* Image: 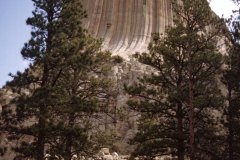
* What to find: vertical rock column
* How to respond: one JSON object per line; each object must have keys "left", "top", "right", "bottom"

{"left": 81, "top": 0, "right": 173, "bottom": 59}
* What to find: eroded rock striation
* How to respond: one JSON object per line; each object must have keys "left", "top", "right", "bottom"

{"left": 81, "top": 0, "right": 173, "bottom": 59}
{"left": 79, "top": 0, "right": 175, "bottom": 153}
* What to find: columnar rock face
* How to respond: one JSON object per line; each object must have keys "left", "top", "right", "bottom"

{"left": 81, "top": 0, "right": 173, "bottom": 59}
{"left": 80, "top": 0, "right": 174, "bottom": 153}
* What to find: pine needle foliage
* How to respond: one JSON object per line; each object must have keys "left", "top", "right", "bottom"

{"left": 1, "top": 0, "right": 112, "bottom": 159}
{"left": 125, "top": 0, "right": 225, "bottom": 159}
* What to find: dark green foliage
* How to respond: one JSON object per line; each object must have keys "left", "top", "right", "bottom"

{"left": 45, "top": 35, "right": 113, "bottom": 159}
{"left": 221, "top": 1, "right": 240, "bottom": 159}
{"left": 125, "top": 0, "right": 225, "bottom": 159}
{"left": 112, "top": 55, "right": 124, "bottom": 64}
{"left": 93, "top": 129, "right": 118, "bottom": 150}
{"left": 1, "top": 0, "right": 112, "bottom": 160}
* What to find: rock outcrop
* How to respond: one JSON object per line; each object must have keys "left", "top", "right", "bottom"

{"left": 81, "top": 0, "right": 173, "bottom": 59}
{"left": 0, "top": 0, "right": 175, "bottom": 158}
{"left": 80, "top": 0, "right": 175, "bottom": 153}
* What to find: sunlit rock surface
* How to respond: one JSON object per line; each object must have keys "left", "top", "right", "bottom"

{"left": 80, "top": 0, "right": 174, "bottom": 146}
{"left": 81, "top": 0, "right": 173, "bottom": 59}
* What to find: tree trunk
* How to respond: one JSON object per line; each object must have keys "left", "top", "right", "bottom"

{"left": 36, "top": 64, "right": 49, "bottom": 160}
{"left": 188, "top": 53, "right": 195, "bottom": 160}
{"left": 65, "top": 114, "right": 75, "bottom": 160}
{"left": 228, "top": 87, "right": 233, "bottom": 160}
{"left": 189, "top": 80, "right": 195, "bottom": 160}
{"left": 177, "top": 102, "right": 185, "bottom": 160}
{"left": 36, "top": 110, "right": 46, "bottom": 160}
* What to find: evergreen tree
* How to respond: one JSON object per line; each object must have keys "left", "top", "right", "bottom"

{"left": 45, "top": 35, "right": 112, "bottom": 160}
{"left": 4, "top": 1, "right": 66, "bottom": 159}
{"left": 1, "top": 0, "right": 112, "bottom": 159}
{"left": 221, "top": 1, "right": 240, "bottom": 159}
{"left": 125, "top": 0, "right": 224, "bottom": 159}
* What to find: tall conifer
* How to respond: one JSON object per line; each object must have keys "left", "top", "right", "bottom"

{"left": 1, "top": 0, "right": 112, "bottom": 159}
{"left": 126, "top": 0, "right": 224, "bottom": 159}
{"left": 222, "top": 1, "right": 240, "bottom": 159}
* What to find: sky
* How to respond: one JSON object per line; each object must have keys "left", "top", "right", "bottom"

{"left": 0, "top": 0, "right": 33, "bottom": 87}
{"left": 210, "top": 0, "right": 238, "bottom": 18}
{"left": 0, "top": 0, "right": 239, "bottom": 88}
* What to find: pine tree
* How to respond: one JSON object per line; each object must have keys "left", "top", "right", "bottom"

{"left": 221, "top": 1, "right": 240, "bottom": 159}
{"left": 125, "top": 0, "right": 225, "bottom": 159}
{"left": 45, "top": 35, "right": 112, "bottom": 160}
{"left": 4, "top": 1, "right": 66, "bottom": 159}
{"left": 1, "top": 0, "right": 112, "bottom": 159}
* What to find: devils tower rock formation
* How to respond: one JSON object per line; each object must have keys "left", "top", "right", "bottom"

{"left": 79, "top": 0, "right": 175, "bottom": 153}
{"left": 81, "top": 0, "right": 173, "bottom": 59}
{"left": 0, "top": 0, "right": 176, "bottom": 158}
